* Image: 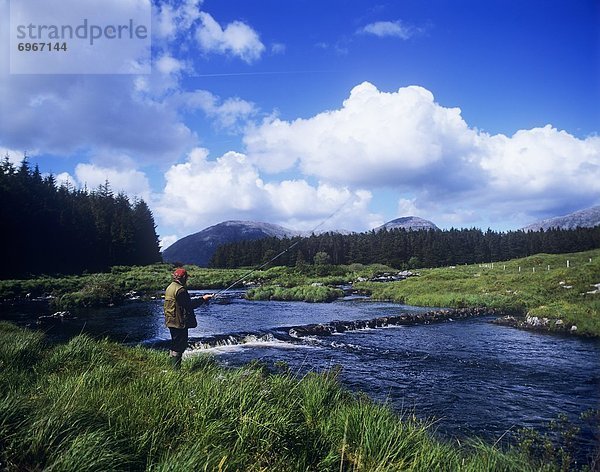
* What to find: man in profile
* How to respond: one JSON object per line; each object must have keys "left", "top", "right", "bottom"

{"left": 164, "top": 267, "right": 213, "bottom": 370}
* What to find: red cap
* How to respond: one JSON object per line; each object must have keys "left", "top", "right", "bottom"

{"left": 173, "top": 268, "right": 188, "bottom": 280}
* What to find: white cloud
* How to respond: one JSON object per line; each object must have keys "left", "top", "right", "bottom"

{"left": 0, "top": 147, "right": 36, "bottom": 165}
{"left": 180, "top": 90, "right": 256, "bottom": 129}
{"left": 156, "top": 148, "right": 265, "bottom": 228}
{"left": 73, "top": 163, "right": 152, "bottom": 201}
{"left": 156, "top": 54, "right": 186, "bottom": 76}
{"left": 0, "top": 0, "right": 267, "bottom": 165}
{"left": 358, "top": 20, "right": 418, "bottom": 39}
{"left": 397, "top": 198, "right": 419, "bottom": 217}
{"left": 55, "top": 172, "right": 75, "bottom": 188}
{"left": 196, "top": 12, "right": 265, "bottom": 63}
{"left": 244, "top": 82, "right": 600, "bottom": 228}
{"left": 245, "top": 82, "right": 477, "bottom": 188}
{"left": 153, "top": 0, "right": 203, "bottom": 40}
{"left": 159, "top": 234, "right": 179, "bottom": 250}
{"left": 480, "top": 125, "right": 600, "bottom": 196}
{"left": 0, "top": 73, "right": 197, "bottom": 162}
{"left": 155, "top": 148, "right": 379, "bottom": 233}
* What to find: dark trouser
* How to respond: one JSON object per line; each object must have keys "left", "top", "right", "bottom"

{"left": 168, "top": 328, "right": 188, "bottom": 370}
{"left": 169, "top": 327, "right": 189, "bottom": 354}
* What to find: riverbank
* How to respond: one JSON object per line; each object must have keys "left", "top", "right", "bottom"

{"left": 0, "top": 321, "right": 583, "bottom": 471}
{"left": 1, "top": 249, "right": 598, "bottom": 337}
{"left": 354, "top": 249, "right": 600, "bottom": 337}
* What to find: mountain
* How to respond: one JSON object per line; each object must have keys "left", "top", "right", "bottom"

{"left": 162, "top": 220, "right": 302, "bottom": 266}
{"left": 522, "top": 206, "right": 600, "bottom": 231}
{"left": 375, "top": 216, "right": 439, "bottom": 232}
{"left": 163, "top": 216, "right": 439, "bottom": 267}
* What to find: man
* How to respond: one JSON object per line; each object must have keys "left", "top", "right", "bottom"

{"left": 164, "top": 267, "right": 213, "bottom": 369}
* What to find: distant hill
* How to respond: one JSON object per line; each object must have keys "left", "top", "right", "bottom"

{"left": 162, "top": 220, "right": 302, "bottom": 266}
{"left": 376, "top": 216, "right": 439, "bottom": 232}
{"left": 163, "top": 216, "right": 439, "bottom": 267}
{"left": 523, "top": 206, "right": 600, "bottom": 231}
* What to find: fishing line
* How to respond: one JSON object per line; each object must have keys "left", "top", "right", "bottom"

{"left": 213, "top": 196, "right": 353, "bottom": 298}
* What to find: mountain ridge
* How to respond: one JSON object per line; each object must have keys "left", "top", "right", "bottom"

{"left": 163, "top": 207, "right": 600, "bottom": 267}
{"left": 162, "top": 220, "right": 303, "bottom": 266}
{"left": 522, "top": 205, "right": 600, "bottom": 231}
{"left": 162, "top": 216, "right": 440, "bottom": 266}
{"left": 375, "top": 216, "right": 439, "bottom": 232}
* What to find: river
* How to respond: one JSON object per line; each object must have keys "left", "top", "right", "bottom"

{"left": 4, "top": 292, "right": 600, "bottom": 462}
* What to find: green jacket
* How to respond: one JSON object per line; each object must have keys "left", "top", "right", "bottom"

{"left": 164, "top": 281, "right": 204, "bottom": 329}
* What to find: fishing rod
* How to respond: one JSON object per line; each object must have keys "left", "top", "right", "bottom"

{"left": 212, "top": 196, "right": 353, "bottom": 298}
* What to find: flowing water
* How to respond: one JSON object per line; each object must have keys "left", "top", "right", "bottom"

{"left": 4, "top": 292, "right": 600, "bottom": 461}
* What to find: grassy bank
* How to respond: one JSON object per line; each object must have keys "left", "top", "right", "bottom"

{"left": 245, "top": 284, "right": 345, "bottom": 302}
{"left": 0, "top": 322, "right": 583, "bottom": 471}
{"left": 1, "top": 250, "right": 598, "bottom": 335}
{"left": 355, "top": 249, "right": 600, "bottom": 336}
{"left": 0, "top": 263, "right": 391, "bottom": 308}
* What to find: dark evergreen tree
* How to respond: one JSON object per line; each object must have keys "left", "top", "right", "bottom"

{"left": 209, "top": 224, "right": 600, "bottom": 269}
{"left": 0, "top": 157, "right": 161, "bottom": 279}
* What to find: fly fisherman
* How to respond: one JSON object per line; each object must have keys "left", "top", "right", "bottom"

{"left": 164, "top": 267, "right": 213, "bottom": 370}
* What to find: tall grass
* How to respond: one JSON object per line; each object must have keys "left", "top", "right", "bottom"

{"left": 245, "top": 285, "right": 344, "bottom": 302}
{"left": 0, "top": 322, "right": 579, "bottom": 471}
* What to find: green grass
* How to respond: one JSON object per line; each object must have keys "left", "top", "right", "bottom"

{"left": 0, "top": 321, "right": 579, "bottom": 471}
{"left": 2, "top": 250, "right": 599, "bottom": 335}
{"left": 0, "top": 263, "right": 390, "bottom": 308}
{"left": 245, "top": 284, "right": 345, "bottom": 302}
{"left": 355, "top": 249, "right": 600, "bottom": 336}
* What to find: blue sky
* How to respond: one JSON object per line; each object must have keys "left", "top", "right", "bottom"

{"left": 1, "top": 0, "right": 598, "bottom": 249}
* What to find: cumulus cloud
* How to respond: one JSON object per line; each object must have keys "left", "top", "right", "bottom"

{"left": 55, "top": 172, "right": 75, "bottom": 188}
{"left": 244, "top": 82, "right": 600, "bottom": 228}
{"left": 73, "top": 163, "right": 152, "bottom": 201}
{"left": 480, "top": 125, "right": 600, "bottom": 195}
{"left": 196, "top": 12, "right": 265, "bottom": 63}
{"left": 154, "top": 148, "right": 379, "bottom": 234}
{"left": 358, "top": 20, "right": 418, "bottom": 39}
{"left": 0, "top": 147, "right": 37, "bottom": 165}
{"left": 153, "top": 0, "right": 203, "bottom": 41}
{"left": 245, "top": 82, "right": 478, "bottom": 189}
{"left": 473, "top": 125, "right": 600, "bottom": 222}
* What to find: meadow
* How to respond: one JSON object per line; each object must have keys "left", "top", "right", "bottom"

{"left": 354, "top": 249, "right": 600, "bottom": 336}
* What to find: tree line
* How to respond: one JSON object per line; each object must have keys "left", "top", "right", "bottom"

{"left": 209, "top": 225, "right": 600, "bottom": 269}
{"left": 0, "top": 156, "right": 161, "bottom": 279}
